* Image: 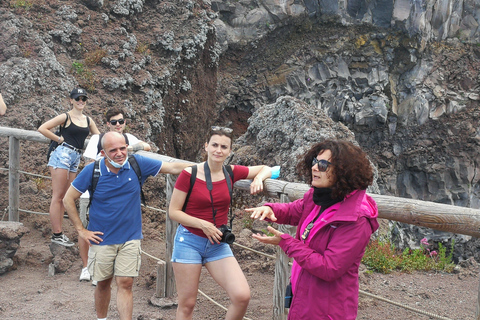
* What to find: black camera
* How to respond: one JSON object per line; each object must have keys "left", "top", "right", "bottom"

{"left": 219, "top": 225, "right": 235, "bottom": 244}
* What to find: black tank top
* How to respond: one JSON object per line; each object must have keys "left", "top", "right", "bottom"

{"left": 62, "top": 116, "right": 90, "bottom": 149}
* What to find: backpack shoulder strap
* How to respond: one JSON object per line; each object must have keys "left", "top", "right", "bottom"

{"left": 225, "top": 165, "right": 234, "bottom": 184}
{"left": 96, "top": 133, "right": 105, "bottom": 155}
{"left": 222, "top": 165, "right": 235, "bottom": 228}
{"left": 182, "top": 165, "right": 197, "bottom": 212}
{"left": 123, "top": 133, "right": 129, "bottom": 146}
{"left": 222, "top": 165, "right": 234, "bottom": 200}
{"left": 128, "top": 155, "right": 145, "bottom": 205}
{"left": 87, "top": 159, "right": 101, "bottom": 209}
{"left": 60, "top": 113, "right": 69, "bottom": 133}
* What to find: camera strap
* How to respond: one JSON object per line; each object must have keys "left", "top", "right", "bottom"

{"left": 203, "top": 162, "right": 234, "bottom": 228}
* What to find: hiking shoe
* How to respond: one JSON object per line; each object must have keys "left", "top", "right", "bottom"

{"left": 79, "top": 267, "right": 91, "bottom": 281}
{"left": 51, "top": 233, "right": 75, "bottom": 247}
{"left": 92, "top": 280, "right": 97, "bottom": 286}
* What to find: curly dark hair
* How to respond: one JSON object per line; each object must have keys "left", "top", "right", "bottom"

{"left": 296, "top": 139, "right": 374, "bottom": 199}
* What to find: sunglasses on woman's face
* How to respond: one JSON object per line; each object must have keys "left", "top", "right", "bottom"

{"left": 109, "top": 119, "right": 125, "bottom": 125}
{"left": 312, "top": 158, "right": 332, "bottom": 172}
{"left": 74, "top": 96, "right": 87, "bottom": 102}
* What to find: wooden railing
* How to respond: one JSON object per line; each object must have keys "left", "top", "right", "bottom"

{"left": 2, "top": 126, "right": 480, "bottom": 320}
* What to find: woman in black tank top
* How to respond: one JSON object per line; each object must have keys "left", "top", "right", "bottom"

{"left": 38, "top": 88, "right": 100, "bottom": 247}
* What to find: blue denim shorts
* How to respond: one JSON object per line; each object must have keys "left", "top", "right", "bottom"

{"left": 47, "top": 145, "right": 81, "bottom": 172}
{"left": 171, "top": 225, "right": 233, "bottom": 265}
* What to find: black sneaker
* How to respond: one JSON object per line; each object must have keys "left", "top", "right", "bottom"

{"left": 51, "top": 233, "right": 75, "bottom": 247}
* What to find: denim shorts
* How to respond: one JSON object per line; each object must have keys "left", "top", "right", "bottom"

{"left": 171, "top": 225, "right": 233, "bottom": 265}
{"left": 47, "top": 145, "right": 81, "bottom": 172}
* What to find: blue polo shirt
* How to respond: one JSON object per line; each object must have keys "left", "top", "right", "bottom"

{"left": 72, "top": 155, "right": 162, "bottom": 245}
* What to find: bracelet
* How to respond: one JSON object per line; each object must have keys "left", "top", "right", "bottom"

{"left": 57, "top": 136, "right": 62, "bottom": 143}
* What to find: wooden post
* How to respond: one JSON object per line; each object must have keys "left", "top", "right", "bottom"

{"left": 476, "top": 271, "right": 480, "bottom": 320}
{"left": 8, "top": 136, "right": 19, "bottom": 222}
{"left": 272, "top": 193, "right": 296, "bottom": 320}
{"left": 165, "top": 174, "right": 178, "bottom": 298}
{"left": 155, "top": 260, "right": 166, "bottom": 298}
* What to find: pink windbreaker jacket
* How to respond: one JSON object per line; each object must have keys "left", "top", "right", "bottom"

{"left": 265, "top": 188, "right": 378, "bottom": 320}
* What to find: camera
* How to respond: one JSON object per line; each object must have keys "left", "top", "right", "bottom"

{"left": 218, "top": 225, "right": 235, "bottom": 244}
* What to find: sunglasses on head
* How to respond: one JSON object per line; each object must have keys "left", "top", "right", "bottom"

{"left": 312, "top": 158, "right": 332, "bottom": 172}
{"left": 211, "top": 126, "right": 233, "bottom": 133}
{"left": 74, "top": 96, "right": 87, "bottom": 102}
{"left": 109, "top": 119, "right": 125, "bottom": 125}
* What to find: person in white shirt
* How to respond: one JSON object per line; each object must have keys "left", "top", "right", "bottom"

{"left": 79, "top": 108, "right": 151, "bottom": 284}
{"left": 0, "top": 93, "right": 7, "bottom": 116}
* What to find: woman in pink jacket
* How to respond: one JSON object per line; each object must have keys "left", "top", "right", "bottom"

{"left": 247, "top": 139, "right": 379, "bottom": 320}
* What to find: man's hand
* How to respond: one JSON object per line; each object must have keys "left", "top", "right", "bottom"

{"left": 78, "top": 229, "right": 104, "bottom": 245}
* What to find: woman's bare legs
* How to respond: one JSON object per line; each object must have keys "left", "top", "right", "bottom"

{"left": 206, "top": 257, "right": 250, "bottom": 320}
{"left": 173, "top": 262, "right": 202, "bottom": 320}
{"left": 49, "top": 167, "right": 76, "bottom": 233}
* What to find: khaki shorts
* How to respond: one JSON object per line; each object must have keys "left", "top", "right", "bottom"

{"left": 87, "top": 239, "right": 142, "bottom": 281}
{"left": 78, "top": 197, "right": 89, "bottom": 228}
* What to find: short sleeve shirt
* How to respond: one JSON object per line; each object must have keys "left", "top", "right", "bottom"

{"left": 71, "top": 154, "right": 162, "bottom": 245}
{"left": 174, "top": 165, "right": 249, "bottom": 238}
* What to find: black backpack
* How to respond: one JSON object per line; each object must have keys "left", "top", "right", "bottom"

{"left": 96, "top": 132, "right": 129, "bottom": 155}
{"left": 46, "top": 113, "right": 69, "bottom": 161}
{"left": 87, "top": 155, "right": 145, "bottom": 209}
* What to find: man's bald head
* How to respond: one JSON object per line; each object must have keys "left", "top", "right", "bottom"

{"left": 101, "top": 131, "right": 127, "bottom": 150}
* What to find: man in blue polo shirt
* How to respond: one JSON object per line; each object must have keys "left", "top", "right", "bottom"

{"left": 63, "top": 132, "right": 189, "bottom": 320}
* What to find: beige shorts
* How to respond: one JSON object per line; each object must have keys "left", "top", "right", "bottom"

{"left": 87, "top": 239, "right": 142, "bottom": 281}
{"left": 78, "top": 197, "right": 89, "bottom": 228}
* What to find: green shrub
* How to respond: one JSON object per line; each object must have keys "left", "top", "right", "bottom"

{"left": 362, "top": 238, "right": 455, "bottom": 274}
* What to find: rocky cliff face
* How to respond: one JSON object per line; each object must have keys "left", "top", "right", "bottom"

{"left": 213, "top": 0, "right": 480, "bottom": 48}
{"left": 0, "top": 0, "right": 220, "bottom": 161}
{"left": 214, "top": 5, "right": 480, "bottom": 210}
{"left": 211, "top": 0, "right": 480, "bottom": 259}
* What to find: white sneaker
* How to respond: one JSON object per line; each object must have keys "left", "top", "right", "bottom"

{"left": 79, "top": 267, "right": 91, "bottom": 281}
{"left": 51, "top": 233, "right": 75, "bottom": 247}
{"left": 92, "top": 280, "right": 98, "bottom": 286}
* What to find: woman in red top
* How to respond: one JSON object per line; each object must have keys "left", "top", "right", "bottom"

{"left": 169, "top": 126, "right": 273, "bottom": 320}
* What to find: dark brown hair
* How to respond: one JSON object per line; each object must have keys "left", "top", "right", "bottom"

{"left": 206, "top": 126, "right": 234, "bottom": 146}
{"left": 203, "top": 127, "right": 234, "bottom": 161}
{"left": 296, "top": 139, "right": 374, "bottom": 199}
{"left": 105, "top": 108, "right": 125, "bottom": 123}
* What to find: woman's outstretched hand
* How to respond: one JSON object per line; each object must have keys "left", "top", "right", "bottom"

{"left": 245, "top": 206, "right": 277, "bottom": 221}
{"left": 252, "top": 226, "right": 283, "bottom": 245}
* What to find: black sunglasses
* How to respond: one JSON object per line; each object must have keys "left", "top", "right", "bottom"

{"left": 109, "top": 119, "right": 125, "bottom": 125}
{"left": 312, "top": 158, "right": 332, "bottom": 172}
{"left": 74, "top": 96, "right": 87, "bottom": 102}
{"left": 211, "top": 126, "right": 233, "bottom": 133}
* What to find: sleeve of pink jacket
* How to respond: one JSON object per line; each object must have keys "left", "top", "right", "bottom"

{"left": 278, "top": 219, "right": 373, "bottom": 281}
{"left": 266, "top": 191, "right": 374, "bottom": 282}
